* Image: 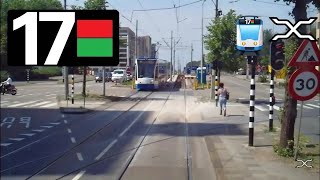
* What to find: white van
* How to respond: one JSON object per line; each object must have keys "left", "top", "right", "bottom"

{"left": 112, "top": 69, "right": 127, "bottom": 82}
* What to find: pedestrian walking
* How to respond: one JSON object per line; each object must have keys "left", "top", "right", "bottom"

{"left": 217, "top": 82, "right": 229, "bottom": 116}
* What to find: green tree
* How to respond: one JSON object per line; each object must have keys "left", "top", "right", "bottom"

{"left": 274, "top": 0, "right": 320, "bottom": 151}
{"left": 205, "top": 10, "right": 245, "bottom": 72}
{"left": 260, "top": 29, "right": 274, "bottom": 66}
{"left": 84, "top": 0, "right": 107, "bottom": 10}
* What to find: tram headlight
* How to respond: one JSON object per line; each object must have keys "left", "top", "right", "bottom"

{"left": 253, "top": 42, "right": 258, "bottom": 46}
{"left": 241, "top": 42, "right": 246, "bottom": 46}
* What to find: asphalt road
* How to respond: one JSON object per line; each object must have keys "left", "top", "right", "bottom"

{"left": 0, "top": 80, "right": 129, "bottom": 147}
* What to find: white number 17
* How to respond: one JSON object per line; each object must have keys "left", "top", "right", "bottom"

{"left": 13, "top": 12, "right": 75, "bottom": 65}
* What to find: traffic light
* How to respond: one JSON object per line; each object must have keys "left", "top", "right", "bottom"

{"left": 270, "top": 40, "right": 285, "bottom": 71}
{"left": 212, "top": 60, "right": 218, "bottom": 69}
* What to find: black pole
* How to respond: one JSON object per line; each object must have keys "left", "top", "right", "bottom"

{"left": 249, "top": 56, "right": 256, "bottom": 146}
{"left": 269, "top": 69, "right": 275, "bottom": 131}
{"left": 215, "top": 66, "right": 218, "bottom": 107}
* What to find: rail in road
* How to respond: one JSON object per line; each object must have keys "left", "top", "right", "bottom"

{"left": 1, "top": 75, "right": 193, "bottom": 180}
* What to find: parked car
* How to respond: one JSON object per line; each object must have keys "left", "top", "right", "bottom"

{"left": 95, "top": 72, "right": 112, "bottom": 82}
{"left": 126, "top": 73, "right": 133, "bottom": 80}
{"left": 112, "top": 69, "right": 127, "bottom": 82}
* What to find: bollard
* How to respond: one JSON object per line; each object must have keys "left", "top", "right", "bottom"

{"left": 71, "top": 75, "right": 74, "bottom": 104}
{"left": 27, "top": 70, "right": 30, "bottom": 83}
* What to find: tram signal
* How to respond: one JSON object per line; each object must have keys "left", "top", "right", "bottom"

{"left": 270, "top": 40, "right": 285, "bottom": 71}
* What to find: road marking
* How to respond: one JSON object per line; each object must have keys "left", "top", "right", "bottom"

{"left": 314, "top": 99, "right": 319, "bottom": 102}
{"left": 40, "top": 103, "right": 57, "bottom": 108}
{"left": 297, "top": 104, "right": 314, "bottom": 109}
{"left": 50, "top": 122, "right": 61, "bottom": 125}
{"left": 26, "top": 101, "right": 52, "bottom": 107}
{"left": 72, "top": 170, "right": 86, "bottom": 180}
{"left": 67, "top": 129, "right": 72, "bottom": 133}
{"left": 32, "top": 129, "right": 45, "bottom": 132}
{"left": 0, "top": 101, "right": 8, "bottom": 104}
{"left": 7, "top": 101, "right": 38, "bottom": 107}
{"left": 8, "top": 138, "right": 25, "bottom": 141}
{"left": 70, "top": 137, "right": 76, "bottom": 143}
{"left": 306, "top": 104, "right": 320, "bottom": 108}
{"left": 255, "top": 105, "right": 268, "bottom": 111}
{"left": 76, "top": 152, "right": 84, "bottom": 161}
{"left": 48, "top": 97, "right": 56, "bottom": 99}
{"left": 118, "top": 102, "right": 152, "bottom": 137}
{"left": 64, "top": 120, "right": 68, "bottom": 124}
{"left": 0, "top": 143, "right": 12, "bottom": 147}
{"left": 45, "top": 94, "right": 57, "bottom": 96}
{"left": 95, "top": 139, "right": 117, "bottom": 160}
{"left": 41, "top": 126, "right": 53, "bottom": 128}
{"left": 20, "top": 133, "right": 35, "bottom": 137}
{"left": 61, "top": 114, "right": 65, "bottom": 118}
{"left": 268, "top": 105, "right": 280, "bottom": 111}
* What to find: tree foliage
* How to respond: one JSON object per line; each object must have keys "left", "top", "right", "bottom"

{"left": 84, "top": 0, "right": 107, "bottom": 10}
{"left": 205, "top": 10, "right": 246, "bottom": 72}
{"left": 260, "top": 29, "right": 274, "bottom": 66}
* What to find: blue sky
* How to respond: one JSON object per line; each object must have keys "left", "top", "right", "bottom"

{"left": 64, "top": 0, "right": 318, "bottom": 69}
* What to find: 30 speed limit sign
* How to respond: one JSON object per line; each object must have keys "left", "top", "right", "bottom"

{"left": 288, "top": 68, "right": 320, "bottom": 101}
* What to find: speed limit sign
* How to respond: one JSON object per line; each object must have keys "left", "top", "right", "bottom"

{"left": 288, "top": 68, "right": 320, "bottom": 101}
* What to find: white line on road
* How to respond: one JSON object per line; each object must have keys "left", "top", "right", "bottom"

{"left": 76, "top": 152, "right": 84, "bottom": 161}
{"left": 40, "top": 102, "right": 57, "bottom": 108}
{"left": 0, "top": 143, "right": 12, "bottom": 147}
{"left": 118, "top": 105, "right": 152, "bottom": 138}
{"left": 7, "top": 101, "right": 38, "bottom": 107}
{"left": 61, "top": 114, "right": 65, "bottom": 118}
{"left": 306, "top": 104, "right": 320, "bottom": 108}
{"left": 255, "top": 105, "right": 268, "bottom": 111}
{"left": 95, "top": 139, "right": 117, "bottom": 160}
{"left": 0, "top": 101, "right": 8, "bottom": 104}
{"left": 70, "top": 137, "right": 76, "bottom": 143}
{"left": 27, "top": 94, "right": 33, "bottom": 96}
{"left": 26, "top": 101, "right": 52, "bottom": 107}
{"left": 45, "top": 94, "right": 57, "bottom": 96}
{"left": 67, "top": 129, "right": 72, "bottom": 133}
{"left": 297, "top": 104, "right": 313, "bottom": 109}
{"left": 32, "top": 129, "right": 45, "bottom": 132}
{"left": 20, "top": 133, "right": 35, "bottom": 137}
{"left": 72, "top": 170, "right": 86, "bottom": 180}
{"left": 40, "top": 126, "right": 53, "bottom": 128}
{"left": 50, "top": 122, "right": 61, "bottom": 125}
{"left": 8, "top": 138, "right": 25, "bottom": 141}
{"left": 268, "top": 105, "right": 280, "bottom": 111}
{"left": 64, "top": 120, "right": 68, "bottom": 124}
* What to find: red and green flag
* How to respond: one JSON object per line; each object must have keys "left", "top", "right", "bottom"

{"left": 77, "top": 20, "right": 113, "bottom": 57}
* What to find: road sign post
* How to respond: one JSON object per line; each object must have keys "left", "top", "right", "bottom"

{"left": 287, "top": 39, "right": 320, "bottom": 161}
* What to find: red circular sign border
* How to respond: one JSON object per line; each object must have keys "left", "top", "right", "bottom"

{"left": 288, "top": 68, "right": 320, "bottom": 101}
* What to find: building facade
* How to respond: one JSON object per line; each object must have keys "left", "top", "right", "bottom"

{"left": 151, "top": 43, "right": 157, "bottom": 58}
{"left": 137, "top": 36, "right": 152, "bottom": 58}
{"left": 119, "top": 27, "right": 136, "bottom": 68}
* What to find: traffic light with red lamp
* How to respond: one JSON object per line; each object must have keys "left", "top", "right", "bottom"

{"left": 270, "top": 40, "right": 285, "bottom": 71}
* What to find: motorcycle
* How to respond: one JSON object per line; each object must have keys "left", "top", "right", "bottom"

{"left": 0, "top": 83, "right": 17, "bottom": 95}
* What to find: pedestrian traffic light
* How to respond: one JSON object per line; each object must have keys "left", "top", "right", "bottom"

{"left": 270, "top": 40, "right": 285, "bottom": 71}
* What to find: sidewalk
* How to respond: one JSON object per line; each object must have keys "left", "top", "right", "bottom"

{"left": 232, "top": 74, "right": 285, "bottom": 87}
{"left": 188, "top": 90, "right": 319, "bottom": 180}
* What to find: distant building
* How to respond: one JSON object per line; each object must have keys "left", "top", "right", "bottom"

{"left": 138, "top": 36, "right": 152, "bottom": 58}
{"left": 151, "top": 43, "right": 157, "bottom": 58}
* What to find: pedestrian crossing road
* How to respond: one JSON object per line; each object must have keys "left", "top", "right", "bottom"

{"left": 1, "top": 100, "right": 58, "bottom": 108}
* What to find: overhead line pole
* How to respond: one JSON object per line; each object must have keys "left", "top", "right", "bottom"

{"left": 170, "top": 31, "right": 173, "bottom": 81}
{"left": 64, "top": 0, "right": 69, "bottom": 100}
{"left": 201, "top": 0, "right": 205, "bottom": 87}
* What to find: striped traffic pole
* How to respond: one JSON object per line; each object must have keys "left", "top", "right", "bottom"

{"left": 215, "top": 68, "right": 218, "bottom": 107}
{"left": 249, "top": 56, "right": 257, "bottom": 146}
{"left": 27, "top": 69, "right": 30, "bottom": 83}
{"left": 71, "top": 75, "right": 74, "bottom": 104}
{"left": 269, "top": 70, "right": 275, "bottom": 131}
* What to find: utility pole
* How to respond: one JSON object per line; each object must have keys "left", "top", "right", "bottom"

{"left": 173, "top": 39, "right": 176, "bottom": 75}
{"left": 201, "top": 0, "right": 205, "bottom": 86}
{"left": 135, "top": 20, "right": 138, "bottom": 60}
{"left": 191, "top": 43, "right": 193, "bottom": 73}
{"left": 210, "top": 0, "right": 219, "bottom": 101}
{"left": 63, "top": 0, "right": 69, "bottom": 100}
{"left": 170, "top": 31, "right": 173, "bottom": 81}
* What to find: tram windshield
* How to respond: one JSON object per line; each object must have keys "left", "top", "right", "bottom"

{"left": 137, "top": 60, "right": 156, "bottom": 78}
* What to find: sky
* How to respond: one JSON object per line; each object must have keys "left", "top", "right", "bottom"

{"left": 64, "top": 0, "right": 318, "bottom": 70}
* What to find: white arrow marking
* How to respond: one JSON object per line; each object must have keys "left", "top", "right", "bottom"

{"left": 20, "top": 133, "right": 35, "bottom": 137}
{"left": 306, "top": 104, "right": 320, "bottom": 108}
{"left": 40, "top": 126, "right": 53, "bottom": 128}
{"left": 32, "top": 129, "right": 45, "bottom": 132}
{"left": 50, "top": 122, "right": 61, "bottom": 125}
{"left": 1, "top": 143, "right": 12, "bottom": 147}
{"left": 8, "top": 138, "right": 25, "bottom": 141}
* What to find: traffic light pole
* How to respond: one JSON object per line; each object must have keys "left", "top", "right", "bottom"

{"left": 269, "top": 69, "right": 275, "bottom": 131}
{"left": 248, "top": 56, "right": 257, "bottom": 147}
